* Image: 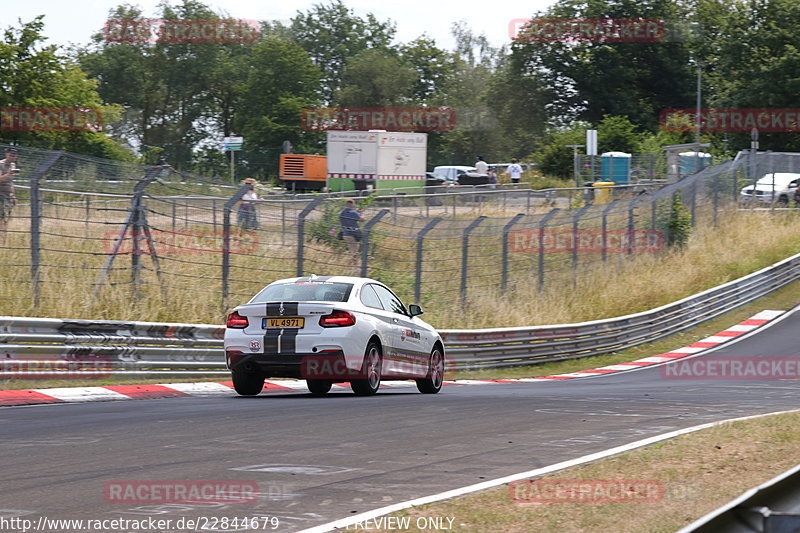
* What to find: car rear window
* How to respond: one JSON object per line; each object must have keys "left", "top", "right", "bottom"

{"left": 250, "top": 282, "right": 353, "bottom": 303}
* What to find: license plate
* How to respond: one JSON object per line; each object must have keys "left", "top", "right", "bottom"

{"left": 263, "top": 317, "right": 305, "bottom": 329}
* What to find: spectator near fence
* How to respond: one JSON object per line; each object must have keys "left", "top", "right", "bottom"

{"left": 506, "top": 158, "right": 523, "bottom": 184}
{"left": 237, "top": 178, "right": 259, "bottom": 230}
{"left": 0, "top": 148, "right": 19, "bottom": 243}
{"left": 339, "top": 199, "right": 364, "bottom": 266}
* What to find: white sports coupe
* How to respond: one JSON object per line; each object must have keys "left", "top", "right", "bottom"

{"left": 224, "top": 275, "right": 445, "bottom": 396}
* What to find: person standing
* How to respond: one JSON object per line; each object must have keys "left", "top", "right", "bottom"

{"left": 237, "top": 178, "right": 259, "bottom": 230}
{"left": 506, "top": 158, "right": 523, "bottom": 184}
{"left": 0, "top": 148, "right": 19, "bottom": 243}
{"left": 475, "top": 155, "right": 489, "bottom": 176}
{"left": 487, "top": 168, "right": 498, "bottom": 189}
{"left": 339, "top": 198, "right": 364, "bottom": 266}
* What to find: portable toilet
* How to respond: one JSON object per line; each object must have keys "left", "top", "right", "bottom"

{"left": 678, "top": 151, "right": 712, "bottom": 176}
{"left": 600, "top": 152, "right": 631, "bottom": 184}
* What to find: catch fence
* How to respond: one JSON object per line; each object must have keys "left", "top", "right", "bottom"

{"left": 0, "top": 144, "right": 797, "bottom": 320}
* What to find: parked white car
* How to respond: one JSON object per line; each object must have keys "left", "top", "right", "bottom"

{"left": 432, "top": 165, "right": 477, "bottom": 182}
{"left": 740, "top": 173, "right": 800, "bottom": 205}
{"left": 224, "top": 275, "right": 445, "bottom": 396}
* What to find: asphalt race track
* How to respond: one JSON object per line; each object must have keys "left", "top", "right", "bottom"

{"left": 2, "top": 307, "right": 799, "bottom": 533}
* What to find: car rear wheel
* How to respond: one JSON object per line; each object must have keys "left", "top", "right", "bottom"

{"left": 778, "top": 195, "right": 789, "bottom": 206}
{"left": 307, "top": 379, "right": 332, "bottom": 396}
{"left": 416, "top": 346, "right": 444, "bottom": 394}
{"left": 351, "top": 341, "right": 382, "bottom": 396}
{"left": 231, "top": 369, "right": 264, "bottom": 396}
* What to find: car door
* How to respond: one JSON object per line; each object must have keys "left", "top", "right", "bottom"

{"left": 370, "top": 284, "right": 427, "bottom": 377}
{"left": 357, "top": 283, "right": 400, "bottom": 363}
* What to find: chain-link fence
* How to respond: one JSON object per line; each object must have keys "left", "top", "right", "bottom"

{"left": 1, "top": 144, "right": 797, "bottom": 320}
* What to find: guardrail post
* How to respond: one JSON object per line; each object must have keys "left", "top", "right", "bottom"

{"left": 221, "top": 183, "right": 254, "bottom": 311}
{"left": 501, "top": 213, "right": 525, "bottom": 292}
{"left": 295, "top": 197, "right": 324, "bottom": 277}
{"left": 571, "top": 204, "right": 592, "bottom": 275}
{"left": 460, "top": 216, "right": 487, "bottom": 302}
{"left": 537, "top": 209, "right": 559, "bottom": 291}
{"left": 415, "top": 217, "right": 443, "bottom": 302}
{"left": 29, "top": 151, "right": 63, "bottom": 309}
{"left": 360, "top": 209, "right": 390, "bottom": 277}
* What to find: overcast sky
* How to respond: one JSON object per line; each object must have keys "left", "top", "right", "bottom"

{"left": 7, "top": 0, "right": 557, "bottom": 51}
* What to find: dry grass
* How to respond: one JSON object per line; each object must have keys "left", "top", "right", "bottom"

{"left": 0, "top": 200, "right": 798, "bottom": 328}
{"left": 439, "top": 210, "right": 800, "bottom": 329}
{"left": 375, "top": 411, "right": 800, "bottom": 533}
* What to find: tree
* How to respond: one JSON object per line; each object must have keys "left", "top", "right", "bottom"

{"left": 698, "top": 0, "right": 800, "bottom": 151}
{"left": 336, "top": 49, "right": 416, "bottom": 107}
{"left": 232, "top": 37, "right": 322, "bottom": 179}
{"left": 512, "top": 0, "right": 695, "bottom": 130}
{"left": 399, "top": 36, "right": 456, "bottom": 104}
{"left": 291, "top": 0, "right": 396, "bottom": 102}
{"left": 0, "top": 17, "right": 131, "bottom": 159}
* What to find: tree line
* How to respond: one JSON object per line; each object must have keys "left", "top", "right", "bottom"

{"left": 1, "top": 0, "right": 798, "bottom": 180}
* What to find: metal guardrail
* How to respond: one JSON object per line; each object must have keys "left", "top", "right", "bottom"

{"left": 442, "top": 250, "right": 800, "bottom": 369}
{"left": 0, "top": 318, "right": 226, "bottom": 377}
{"left": 1, "top": 251, "right": 799, "bottom": 377}
{"left": 678, "top": 459, "right": 800, "bottom": 532}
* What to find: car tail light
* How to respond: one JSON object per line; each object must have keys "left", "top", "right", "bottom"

{"left": 319, "top": 310, "right": 356, "bottom": 327}
{"left": 226, "top": 310, "right": 248, "bottom": 328}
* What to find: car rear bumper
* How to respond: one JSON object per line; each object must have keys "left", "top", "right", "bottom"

{"left": 227, "top": 350, "right": 368, "bottom": 380}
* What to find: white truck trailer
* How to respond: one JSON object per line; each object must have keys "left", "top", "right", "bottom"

{"left": 326, "top": 130, "right": 427, "bottom": 193}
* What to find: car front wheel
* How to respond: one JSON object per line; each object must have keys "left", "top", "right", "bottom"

{"left": 351, "top": 341, "right": 382, "bottom": 396}
{"left": 231, "top": 369, "right": 264, "bottom": 396}
{"left": 416, "top": 346, "right": 444, "bottom": 394}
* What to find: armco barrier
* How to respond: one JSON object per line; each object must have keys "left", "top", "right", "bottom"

{"left": 0, "top": 318, "right": 226, "bottom": 377}
{"left": 442, "top": 250, "right": 800, "bottom": 369}
{"left": 1, "top": 251, "right": 799, "bottom": 376}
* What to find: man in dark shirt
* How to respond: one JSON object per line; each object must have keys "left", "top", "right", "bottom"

{"left": 339, "top": 199, "right": 364, "bottom": 265}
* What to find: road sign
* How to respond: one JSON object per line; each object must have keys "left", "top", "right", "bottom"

{"left": 223, "top": 136, "right": 243, "bottom": 151}
{"left": 586, "top": 130, "right": 598, "bottom": 156}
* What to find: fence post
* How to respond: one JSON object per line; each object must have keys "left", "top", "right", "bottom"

{"left": 28, "top": 151, "right": 63, "bottom": 308}
{"left": 501, "top": 213, "right": 525, "bottom": 292}
{"left": 627, "top": 195, "right": 642, "bottom": 255}
{"left": 601, "top": 200, "right": 620, "bottom": 262}
{"left": 295, "top": 197, "right": 324, "bottom": 277}
{"left": 712, "top": 172, "right": 719, "bottom": 226}
{"left": 537, "top": 209, "right": 559, "bottom": 291}
{"left": 571, "top": 204, "right": 592, "bottom": 274}
{"left": 414, "top": 217, "right": 443, "bottom": 302}
{"left": 460, "top": 216, "right": 487, "bottom": 302}
{"left": 360, "top": 209, "right": 390, "bottom": 278}
{"left": 221, "top": 183, "right": 252, "bottom": 311}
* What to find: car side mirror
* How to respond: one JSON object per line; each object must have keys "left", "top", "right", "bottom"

{"left": 408, "top": 304, "right": 423, "bottom": 317}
